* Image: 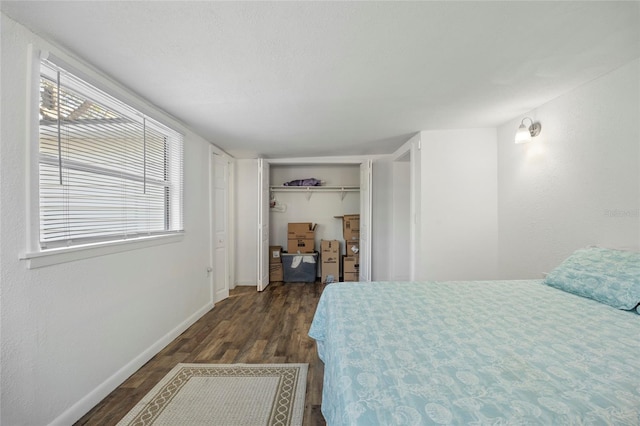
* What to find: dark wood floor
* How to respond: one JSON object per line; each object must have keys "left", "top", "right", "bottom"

{"left": 75, "top": 282, "right": 327, "bottom": 426}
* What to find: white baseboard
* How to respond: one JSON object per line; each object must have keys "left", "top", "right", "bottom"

{"left": 49, "top": 301, "right": 214, "bottom": 426}
{"left": 235, "top": 281, "right": 258, "bottom": 286}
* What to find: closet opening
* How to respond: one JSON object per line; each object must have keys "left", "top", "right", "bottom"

{"left": 257, "top": 159, "right": 372, "bottom": 290}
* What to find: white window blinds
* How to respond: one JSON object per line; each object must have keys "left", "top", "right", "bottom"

{"left": 39, "top": 59, "right": 184, "bottom": 249}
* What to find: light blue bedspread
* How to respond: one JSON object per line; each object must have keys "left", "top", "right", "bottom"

{"left": 309, "top": 280, "right": 640, "bottom": 425}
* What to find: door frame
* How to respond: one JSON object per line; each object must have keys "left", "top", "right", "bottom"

{"left": 359, "top": 159, "right": 373, "bottom": 282}
{"left": 390, "top": 135, "right": 420, "bottom": 281}
{"left": 257, "top": 158, "right": 270, "bottom": 291}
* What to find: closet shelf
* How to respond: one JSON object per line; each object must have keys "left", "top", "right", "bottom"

{"left": 270, "top": 185, "right": 359, "bottom": 201}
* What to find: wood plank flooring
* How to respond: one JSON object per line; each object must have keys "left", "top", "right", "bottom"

{"left": 75, "top": 282, "right": 327, "bottom": 426}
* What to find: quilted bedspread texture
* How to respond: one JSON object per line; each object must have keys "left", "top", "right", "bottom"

{"left": 309, "top": 280, "right": 640, "bottom": 425}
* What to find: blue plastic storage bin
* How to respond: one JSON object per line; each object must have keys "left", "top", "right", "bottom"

{"left": 282, "top": 252, "right": 318, "bottom": 282}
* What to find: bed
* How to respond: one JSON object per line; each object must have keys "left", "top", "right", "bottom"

{"left": 309, "top": 248, "right": 640, "bottom": 425}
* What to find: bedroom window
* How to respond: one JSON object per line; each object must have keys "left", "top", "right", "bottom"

{"left": 38, "top": 59, "right": 184, "bottom": 250}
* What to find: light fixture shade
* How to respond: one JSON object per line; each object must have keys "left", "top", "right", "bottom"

{"left": 514, "top": 123, "right": 532, "bottom": 144}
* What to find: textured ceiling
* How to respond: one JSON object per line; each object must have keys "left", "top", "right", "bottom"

{"left": 2, "top": 1, "right": 639, "bottom": 158}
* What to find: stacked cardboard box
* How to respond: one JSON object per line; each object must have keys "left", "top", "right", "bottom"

{"left": 343, "top": 255, "right": 359, "bottom": 282}
{"left": 337, "top": 214, "right": 360, "bottom": 281}
{"left": 342, "top": 214, "right": 360, "bottom": 242}
{"left": 269, "top": 245, "right": 283, "bottom": 282}
{"left": 320, "top": 240, "right": 340, "bottom": 283}
{"left": 287, "top": 223, "right": 316, "bottom": 253}
{"left": 345, "top": 240, "right": 360, "bottom": 257}
{"left": 269, "top": 245, "right": 282, "bottom": 263}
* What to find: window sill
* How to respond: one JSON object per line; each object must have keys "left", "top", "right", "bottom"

{"left": 20, "top": 233, "right": 184, "bottom": 269}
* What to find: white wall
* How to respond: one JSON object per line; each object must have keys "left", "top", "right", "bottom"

{"left": 372, "top": 134, "right": 421, "bottom": 282}
{"left": 372, "top": 158, "right": 411, "bottom": 282}
{"left": 371, "top": 160, "right": 392, "bottom": 281}
{"left": 270, "top": 165, "right": 360, "bottom": 254}
{"left": 0, "top": 15, "right": 217, "bottom": 425}
{"left": 234, "top": 159, "right": 259, "bottom": 286}
{"left": 419, "top": 129, "right": 498, "bottom": 281}
{"left": 497, "top": 59, "right": 640, "bottom": 278}
{"left": 391, "top": 160, "right": 411, "bottom": 280}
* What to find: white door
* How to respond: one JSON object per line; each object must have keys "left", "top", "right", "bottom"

{"left": 359, "top": 160, "right": 373, "bottom": 282}
{"left": 257, "top": 159, "right": 270, "bottom": 291}
{"left": 212, "top": 153, "right": 229, "bottom": 302}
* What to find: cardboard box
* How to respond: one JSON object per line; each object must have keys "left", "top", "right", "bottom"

{"left": 343, "top": 272, "right": 359, "bottom": 282}
{"left": 321, "top": 240, "right": 340, "bottom": 283}
{"left": 343, "top": 255, "right": 359, "bottom": 274}
{"left": 322, "top": 261, "right": 340, "bottom": 283}
{"left": 269, "top": 245, "right": 282, "bottom": 263}
{"left": 269, "top": 263, "right": 283, "bottom": 282}
{"left": 340, "top": 214, "right": 360, "bottom": 241}
{"left": 287, "top": 223, "right": 316, "bottom": 239}
{"left": 321, "top": 240, "right": 340, "bottom": 258}
{"left": 345, "top": 240, "right": 360, "bottom": 257}
{"left": 287, "top": 238, "right": 315, "bottom": 253}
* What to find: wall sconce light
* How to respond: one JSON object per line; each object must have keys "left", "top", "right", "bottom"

{"left": 515, "top": 117, "right": 541, "bottom": 144}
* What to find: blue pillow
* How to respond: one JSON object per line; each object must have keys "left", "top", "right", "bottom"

{"left": 543, "top": 247, "right": 640, "bottom": 310}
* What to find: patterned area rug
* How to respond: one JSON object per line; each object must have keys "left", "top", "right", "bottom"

{"left": 117, "top": 363, "right": 308, "bottom": 426}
